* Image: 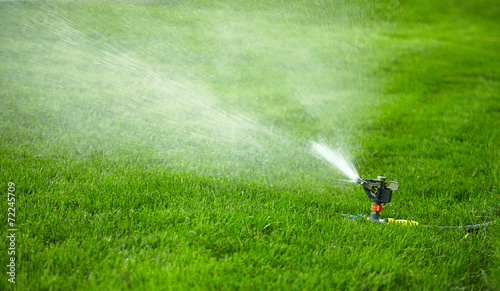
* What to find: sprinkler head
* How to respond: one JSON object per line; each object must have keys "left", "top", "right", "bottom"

{"left": 357, "top": 176, "right": 398, "bottom": 204}
{"left": 357, "top": 176, "right": 399, "bottom": 221}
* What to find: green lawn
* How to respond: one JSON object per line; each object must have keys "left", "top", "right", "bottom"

{"left": 1, "top": 0, "right": 499, "bottom": 289}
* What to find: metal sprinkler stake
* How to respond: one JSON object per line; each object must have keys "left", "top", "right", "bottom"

{"left": 357, "top": 176, "right": 399, "bottom": 222}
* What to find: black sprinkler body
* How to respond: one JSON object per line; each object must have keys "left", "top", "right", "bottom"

{"left": 357, "top": 176, "right": 399, "bottom": 222}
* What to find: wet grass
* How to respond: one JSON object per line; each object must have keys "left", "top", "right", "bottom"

{"left": 1, "top": 0, "right": 499, "bottom": 290}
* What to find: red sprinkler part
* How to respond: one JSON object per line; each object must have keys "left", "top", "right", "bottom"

{"left": 371, "top": 204, "right": 384, "bottom": 212}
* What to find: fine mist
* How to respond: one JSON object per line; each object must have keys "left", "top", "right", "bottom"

{"left": 0, "top": 1, "right": 393, "bottom": 186}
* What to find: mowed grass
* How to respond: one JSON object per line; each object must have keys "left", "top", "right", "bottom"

{"left": 1, "top": 0, "right": 499, "bottom": 290}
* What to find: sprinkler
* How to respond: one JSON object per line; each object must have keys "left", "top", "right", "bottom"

{"left": 357, "top": 176, "right": 399, "bottom": 222}
{"left": 309, "top": 141, "right": 493, "bottom": 232}
{"left": 347, "top": 177, "right": 493, "bottom": 232}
